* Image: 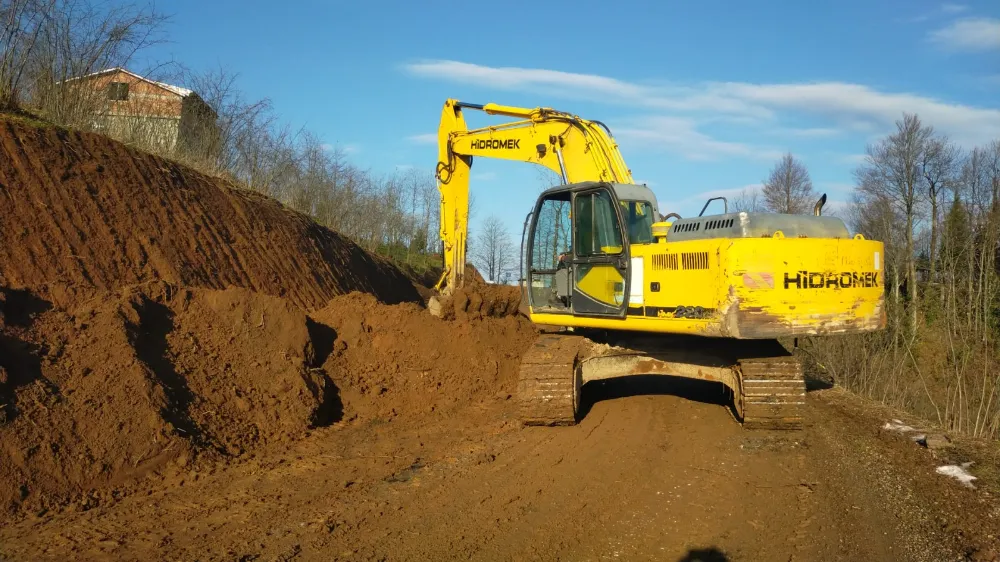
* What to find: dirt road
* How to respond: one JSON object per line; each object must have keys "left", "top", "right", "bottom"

{"left": 2, "top": 378, "right": 994, "bottom": 562}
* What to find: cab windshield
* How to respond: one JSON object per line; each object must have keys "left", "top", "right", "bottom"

{"left": 619, "top": 199, "right": 655, "bottom": 244}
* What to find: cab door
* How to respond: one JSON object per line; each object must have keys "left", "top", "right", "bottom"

{"left": 570, "top": 185, "right": 630, "bottom": 317}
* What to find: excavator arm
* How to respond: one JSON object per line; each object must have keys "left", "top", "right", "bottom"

{"left": 434, "top": 99, "right": 636, "bottom": 293}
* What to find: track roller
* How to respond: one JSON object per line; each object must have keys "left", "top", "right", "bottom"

{"left": 736, "top": 356, "right": 806, "bottom": 430}
{"left": 516, "top": 334, "right": 582, "bottom": 426}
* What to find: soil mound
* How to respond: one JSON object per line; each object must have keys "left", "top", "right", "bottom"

{"left": 310, "top": 292, "right": 537, "bottom": 422}
{"left": 429, "top": 266, "right": 524, "bottom": 321}
{"left": 0, "top": 281, "right": 333, "bottom": 520}
{"left": 0, "top": 117, "right": 540, "bottom": 526}
{"left": 0, "top": 280, "right": 538, "bottom": 523}
{"left": 0, "top": 118, "right": 420, "bottom": 310}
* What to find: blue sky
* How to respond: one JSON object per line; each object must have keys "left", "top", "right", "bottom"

{"left": 143, "top": 0, "right": 1000, "bottom": 240}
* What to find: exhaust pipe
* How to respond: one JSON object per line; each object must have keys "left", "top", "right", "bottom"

{"left": 814, "top": 193, "right": 827, "bottom": 216}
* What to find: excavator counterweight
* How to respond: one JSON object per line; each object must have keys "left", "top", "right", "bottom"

{"left": 433, "top": 99, "right": 886, "bottom": 430}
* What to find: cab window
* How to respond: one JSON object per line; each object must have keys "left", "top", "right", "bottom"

{"left": 620, "top": 200, "right": 654, "bottom": 244}
{"left": 574, "top": 190, "right": 623, "bottom": 256}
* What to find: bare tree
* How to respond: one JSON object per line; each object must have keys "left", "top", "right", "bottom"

{"left": 473, "top": 215, "right": 515, "bottom": 283}
{"left": 535, "top": 165, "right": 562, "bottom": 192}
{"left": 22, "top": 1, "right": 169, "bottom": 127}
{"left": 0, "top": 0, "right": 54, "bottom": 109}
{"left": 761, "top": 153, "right": 815, "bottom": 214}
{"left": 920, "top": 135, "right": 959, "bottom": 289}
{"left": 855, "top": 113, "right": 933, "bottom": 332}
{"left": 731, "top": 186, "right": 766, "bottom": 213}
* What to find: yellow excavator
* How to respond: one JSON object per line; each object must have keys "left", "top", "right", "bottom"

{"left": 433, "top": 99, "right": 885, "bottom": 429}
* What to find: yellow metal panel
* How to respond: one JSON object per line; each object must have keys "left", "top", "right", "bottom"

{"left": 530, "top": 311, "right": 716, "bottom": 335}
{"left": 574, "top": 264, "right": 625, "bottom": 306}
{"left": 529, "top": 236, "right": 885, "bottom": 339}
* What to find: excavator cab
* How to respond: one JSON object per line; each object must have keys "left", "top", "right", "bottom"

{"left": 526, "top": 181, "right": 649, "bottom": 319}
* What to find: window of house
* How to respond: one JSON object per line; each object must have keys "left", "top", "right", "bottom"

{"left": 107, "top": 82, "right": 129, "bottom": 101}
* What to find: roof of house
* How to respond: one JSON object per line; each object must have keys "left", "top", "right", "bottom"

{"left": 69, "top": 67, "right": 194, "bottom": 97}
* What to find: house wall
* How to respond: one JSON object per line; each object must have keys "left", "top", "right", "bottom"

{"left": 93, "top": 113, "right": 181, "bottom": 153}
{"left": 86, "top": 69, "right": 184, "bottom": 118}
{"left": 76, "top": 69, "right": 218, "bottom": 160}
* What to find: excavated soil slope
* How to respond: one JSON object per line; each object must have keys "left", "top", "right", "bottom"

{"left": 0, "top": 117, "right": 537, "bottom": 524}
{"left": 0, "top": 118, "right": 420, "bottom": 309}
{"left": 0, "top": 281, "right": 335, "bottom": 519}
{"left": 0, "top": 280, "right": 536, "bottom": 523}
{"left": 311, "top": 292, "right": 535, "bottom": 424}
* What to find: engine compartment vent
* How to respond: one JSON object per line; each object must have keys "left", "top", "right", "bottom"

{"left": 681, "top": 252, "right": 710, "bottom": 270}
{"left": 652, "top": 253, "right": 679, "bottom": 270}
{"left": 705, "top": 218, "right": 735, "bottom": 230}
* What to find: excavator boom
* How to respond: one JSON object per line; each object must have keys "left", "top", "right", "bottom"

{"left": 434, "top": 99, "right": 636, "bottom": 292}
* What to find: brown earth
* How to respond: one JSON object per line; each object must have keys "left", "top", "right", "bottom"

{"left": 429, "top": 280, "right": 523, "bottom": 321}
{"left": 1, "top": 377, "right": 997, "bottom": 562}
{"left": 0, "top": 116, "right": 998, "bottom": 561}
{"left": 311, "top": 292, "right": 535, "bottom": 424}
{"left": 0, "top": 118, "right": 421, "bottom": 310}
{"left": 0, "top": 115, "right": 536, "bottom": 525}
{"left": 0, "top": 281, "right": 336, "bottom": 520}
{"left": 0, "top": 280, "right": 536, "bottom": 525}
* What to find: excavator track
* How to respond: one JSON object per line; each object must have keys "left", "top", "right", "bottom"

{"left": 516, "top": 334, "right": 582, "bottom": 426}
{"left": 736, "top": 356, "right": 806, "bottom": 430}
{"left": 514, "top": 332, "right": 806, "bottom": 430}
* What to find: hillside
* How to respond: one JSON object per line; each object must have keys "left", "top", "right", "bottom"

{"left": 0, "top": 117, "right": 421, "bottom": 310}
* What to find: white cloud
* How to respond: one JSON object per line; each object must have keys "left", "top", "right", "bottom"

{"left": 405, "top": 59, "right": 645, "bottom": 99}
{"left": 615, "top": 116, "right": 783, "bottom": 161}
{"left": 403, "top": 60, "right": 1000, "bottom": 149}
{"left": 717, "top": 82, "right": 1000, "bottom": 145}
{"left": 930, "top": 17, "right": 1000, "bottom": 52}
{"left": 321, "top": 143, "right": 359, "bottom": 154}
{"left": 840, "top": 154, "right": 867, "bottom": 165}
{"left": 762, "top": 126, "right": 844, "bottom": 138}
{"left": 941, "top": 3, "right": 968, "bottom": 13}
{"left": 791, "top": 127, "right": 843, "bottom": 138}
{"left": 403, "top": 60, "right": 771, "bottom": 119}
{"left": 407, "top": 133, "right": 437, "bottom": 144}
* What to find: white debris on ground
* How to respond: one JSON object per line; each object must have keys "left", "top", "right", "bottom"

{"left": 882, "top": 420, "right": 955, "bottom": 450}
{"left": 883, "top": 419, "right": 918, "bottom": 432}
{"left": 936, "top": 464, "right": 977, "bottom": 489}
{"left": 880, "top": 420, "right": 977, "bottom": 491}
